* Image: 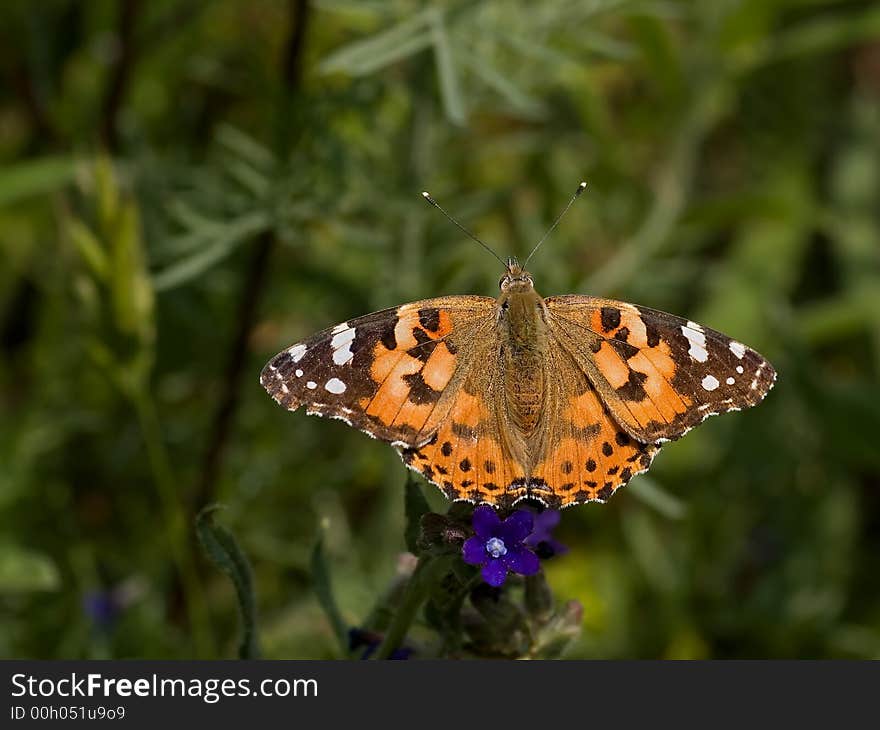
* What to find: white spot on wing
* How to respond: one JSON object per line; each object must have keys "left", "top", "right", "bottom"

{"left": 681, "top": 325, "right": 709, "bottom": 363}
{"left": 331, "top": 327, "right": 356, "bottom": 366}
{"left": 295, "top": 369, "right": 303, "bottom": 377}
{"left": 289, "top": 344, "right": 307, "bottom": 362}
{"left": 325, "top": 377, "right": 346, "bottom": 394}
{"left": 306, "top": 381, "right": 317, "bottom": 389}
{"left": 726, "top": 377, "right": 735, "bottom": 385}
{"left": 736, "top": 365, "right": 744, "bottom": 374}
{"left": 331, "top": 322, "right": 349, "bottom": 334}
{"left": 702, "top": 374, "right": 720, "bottom": 391}
{"left": 687, "top": 320, "right": 704, "bottom": 332}
{"left": 729, "top": 341, "right": 746, "bottom": 359}
{"left": 750, "top": 361, "right": 767, "bottom": 390}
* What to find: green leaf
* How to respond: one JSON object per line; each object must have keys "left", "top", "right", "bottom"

{"left": 621, "top": 506, "right": 680, "bottom": 594}
{"left": 404, "top": 475, "right": 431, "bottom": 554}
{"left": 429, "top": 8, "right": 466, "bottom": 125}
{"left": 320, "top": 10, "right": 434, "bottom": 75}
{"left": 153, "top": 211, "right": 269, "bottom": 291}
{"left": 0, "top": 156, "right": 77, "bottom": 208}
{"left": 627, "top": 476, "right": 687, "bottom": 520}
{"left": 196, "top": 506, "right": 260, "bottom": 659}
{"left": 68, "top": 219, "right": 110, "bottom": 280}
{"left": 216, "top": 124, "right": 273, "bottom": 169}
{"left": 0, "top": 544, "right": 60, "bottom": 593}
{"left": 310, "top": 533, "right": 350, "bottom": 656}
{"left": 94, "top": 156, "right": 120, "bottom": 233}
{"left": 111, "top": 201, "right": 154, "bottom": 346}
{"left": 460, "top": 47, "right": 544, "bottom": 117}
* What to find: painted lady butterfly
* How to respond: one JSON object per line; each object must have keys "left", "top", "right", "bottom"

{"left": 261, "top": 189, "right": 776, "bottom": 509}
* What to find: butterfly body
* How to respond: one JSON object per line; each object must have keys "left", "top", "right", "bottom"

{"left": 497, "top": 260, "right": 550, "bottom": 435}
{"left": 261, "top": 259, "right": 775, "bottom": 509}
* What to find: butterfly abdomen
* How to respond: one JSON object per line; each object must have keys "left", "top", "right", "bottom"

{"left": 500, "top": 289, "right": 550, "bottom": 434}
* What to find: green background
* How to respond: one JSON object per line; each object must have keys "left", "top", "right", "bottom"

{"left": 1, "top": 0, "right": 879, "bottom": 659}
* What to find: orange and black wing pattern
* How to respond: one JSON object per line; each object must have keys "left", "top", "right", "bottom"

{"left": 546, "top": 296, "right": 776, "bottom": 444}
{"left": 260, "top": 296, "right": 494, "bottom": 446}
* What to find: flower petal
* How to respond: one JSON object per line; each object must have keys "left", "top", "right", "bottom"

{"left": 503, "top": 546, "right": 540, "bottom": 576}
{"left": 472, "top": 505, "right": 501, "bottom": 540}
{"left": 536, "top": 509, "right": 560, "bottom": 532}
{"left": 499, "top": 509, "right": 534, "bottom": 543}
{"left": 462, "top": 536, "right": 487, "bottom": 565}
{"left": 481, "top": 558, "right": 509, "bottom": 587}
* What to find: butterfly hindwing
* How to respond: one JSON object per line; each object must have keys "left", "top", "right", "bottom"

{"left": 545, "top": 296, "right": 776, "bottom": 443}
{"left": 528, "top": 358, "right": 659, "bottom": 507}
{"left": 398, "top": 363, "right": 529, "bottom": 508}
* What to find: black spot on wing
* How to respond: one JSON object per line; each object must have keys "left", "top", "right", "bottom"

{"left": 379, "top": 314, "right": 399, "bottom": 351}
{"left": 601, "top": 306, "right": 621, "bottom": 332}
{"left": 616, "top": 369, "right": 648, "bottom": 401}
{"left": 610, "top": 337, "right": 640, "bottom": 360}
{"left": 402, "top": 371, "right": 442, "bottom": 404}
{"left": 408, "top": 328, "right": 438, "bottom": 362}
{"left": 418, "top": 307, "right": 441, "bottom": 332}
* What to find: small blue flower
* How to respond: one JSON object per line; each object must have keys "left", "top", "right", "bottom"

{"left": 525, "top": 509, "right": 568, "bottom": 559}
{"left": 462, "top": 505, "right": 540, "bottom": 587}
{"left": 82, "top": 590, "right": 121, "bottom": 630}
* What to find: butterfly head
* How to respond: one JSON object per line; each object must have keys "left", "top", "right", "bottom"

{"left": 500, "top": 257, "right": 535, "bottom": 293}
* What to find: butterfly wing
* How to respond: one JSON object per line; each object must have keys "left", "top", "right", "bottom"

{"left": 545, "top": 296, "right": 776, "bottom": 444}
{"left": 398, "top": 354, "right": 529, "bottom": 508}
{"left": 260, "top": 296, "right": 495, "bottom": 446}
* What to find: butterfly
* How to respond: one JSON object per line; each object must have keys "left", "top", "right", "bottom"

{"left": 260, "top": 188, "right": 776, "bottom": 509}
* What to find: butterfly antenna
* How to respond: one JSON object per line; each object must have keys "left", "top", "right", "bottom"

{"left": 421, "top": 191, "right": 507, "bottom": 267}
{"left": 523, "top": 181, "right": 588, "bottom": 268}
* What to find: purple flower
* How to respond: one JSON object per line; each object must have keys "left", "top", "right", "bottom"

{"left": 462, "top": 506, "right": 540, "bottom": 587}
{"left": 82, "top": 590, "right": 121, "bottom": 629}
{"left": 525, "top": 509, "right": 568, "bottom": 559}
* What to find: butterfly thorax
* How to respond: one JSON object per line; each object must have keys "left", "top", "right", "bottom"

{"left": 497, "top": 263, "right": 549, "bottom": 435}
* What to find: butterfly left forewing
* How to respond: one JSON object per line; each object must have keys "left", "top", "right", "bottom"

{"left": 545, "top": 296, "right": 776, "bottom": 443}
{"left": 261, "top": 296, "right": 494, "bottom": 446}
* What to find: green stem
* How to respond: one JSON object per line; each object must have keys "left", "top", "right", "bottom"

{"left": 131, "top": 387, "right": 213, "bottom": 657}
{"left": 374, "top": 555, "right": 447, "bottom": 659}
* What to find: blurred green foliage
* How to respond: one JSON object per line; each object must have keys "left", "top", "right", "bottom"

{"left": 1, "top": 0, "right": 879, "bottom": 659}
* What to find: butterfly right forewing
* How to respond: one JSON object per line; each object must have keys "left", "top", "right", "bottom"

{"left": 545, "top": 296, "right": 776, "bottom": 444}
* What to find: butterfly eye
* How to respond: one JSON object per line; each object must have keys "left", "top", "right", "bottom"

{"left": 499, "top": 275, "right": 511, "bottom": 291}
